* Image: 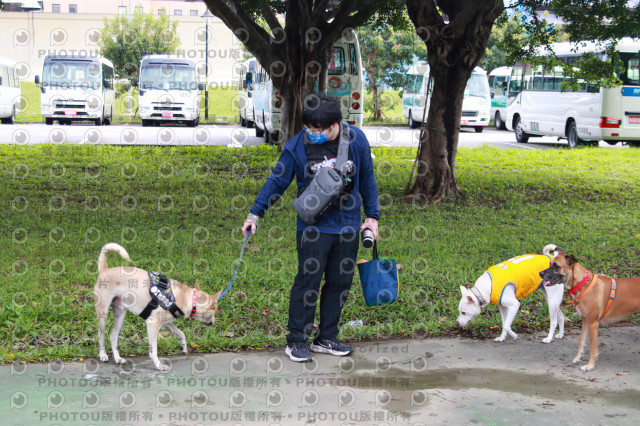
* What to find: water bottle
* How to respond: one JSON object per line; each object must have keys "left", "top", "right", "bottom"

{"left": 361, "top": 228, "right": 374, "bottom": 249}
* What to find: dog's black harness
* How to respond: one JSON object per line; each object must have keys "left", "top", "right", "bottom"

{"left": 139, "top": 272, "right": 185, "bottom": 320}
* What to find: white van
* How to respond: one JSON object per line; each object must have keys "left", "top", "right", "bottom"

{"left": 36, "top": 55, "right": 115, "bottom": 125}
{"left": 403, "top": 65, "right": 491, "bottom": 132}
{"left": 134, "top": 55, "right": 203, "bottom": 127}
{"left": 0, "top": 56, "right": 20, "bottom": 124}
{"left": 237, "top": 57, "right": 256, "bottom": 128}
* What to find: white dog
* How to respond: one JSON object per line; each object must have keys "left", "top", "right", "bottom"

{"left": 455, "top": 244, "right": 564, "bottom": 343}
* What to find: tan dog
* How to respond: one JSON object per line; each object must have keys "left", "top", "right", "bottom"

{"left": 540, "top": 245, "right": 640, "bottom": 371}
{"left": 94, "top": 243, "right": 222, "bottom": 370}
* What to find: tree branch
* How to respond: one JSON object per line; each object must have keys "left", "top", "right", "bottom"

{"left": 259, "top": 0, "right": 282, "bottom": 32}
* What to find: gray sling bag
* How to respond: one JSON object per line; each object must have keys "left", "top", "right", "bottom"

{"left": 293, "top": 121, "right": 350, "bottom": 225}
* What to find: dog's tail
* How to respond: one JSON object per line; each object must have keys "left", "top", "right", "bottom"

{"left": 98, "top": 243, "right": 132, "bottom": 274}
{"left": 543, "top": 244, "right": 561, "bottom": 257}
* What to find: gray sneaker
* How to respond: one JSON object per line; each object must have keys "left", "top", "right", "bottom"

{"left": 310, "top": 338, "right": 353, "bottom": 356}
{"left": 285, "top": 342, "right": 312, "bottom": 362}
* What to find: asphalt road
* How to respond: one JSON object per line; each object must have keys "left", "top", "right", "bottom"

{"left": 1, "top": 123, "right": 632, "bottom": 149}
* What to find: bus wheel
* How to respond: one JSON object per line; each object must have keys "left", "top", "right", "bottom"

{"left": 408, "top": 111, "right": 419, "bottom": 129}
{"left": 567, "top": 121, "right": 582, "bottom": 148}
{"left": 474, "top": 126, "right": 483, "bottom": 133}
{"left": 240, "top": 113, "right": 246, "bottom": 127}
{"left": 514, "top": 116, "right": 529, "bottom": 143}
{"left": 1, "top": 107, "right": 16, "bottom": 124}
{"left": 255, "top": 116, "right": 265, "bottom": 137}
{"left": 494, "top": 112, "right": 505, "bottom": 130}
{"left": 46, "top": 117, "right": 53, "bottom": 125}
{"left": 94, "top": 116, "right": 103, "bottom": 126}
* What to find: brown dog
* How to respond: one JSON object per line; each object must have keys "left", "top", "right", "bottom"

{"left": 539, "top": 245, "right": 640, "bottom": 371}
{"left": 94, "top": 243, "right": 222, "bottom": 370}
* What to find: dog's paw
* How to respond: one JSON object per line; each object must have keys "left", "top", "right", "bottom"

{"left": 572, "top": 356, "right": 582, "bottom": 364}
{"left": 494, "top": 336, "right": 506, "bottom": 342}
{"left": 555, "top": 332, "right": 564, "bottom": 339}
{"left": 114, "top": 357, "right": 126, "bottom": 365}
{"left": 580, "top": 364, "right": 595, "bottom": 372}
{"left": 99, "top": 353, "right": 109, "bottom": 362}
{"left": 542, "top": 337, "right": 552, "bottom": 344}
{"left": 157, "top": 363, "right": 170, "bottom": 372}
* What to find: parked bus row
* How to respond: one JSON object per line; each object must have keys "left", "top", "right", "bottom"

{"left": 237, "top": 29, "right": 365, "bottom": 144}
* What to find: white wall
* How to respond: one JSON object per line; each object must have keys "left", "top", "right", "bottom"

{"left": 0, "top": 11, "right": 246, "bottom": 86}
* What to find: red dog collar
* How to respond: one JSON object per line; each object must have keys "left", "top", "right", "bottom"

{"left": 568, "top": 270, "right": 591, "bottom": 296}
{"left": 189, "top": 290, "right": 197, "bottom": 318}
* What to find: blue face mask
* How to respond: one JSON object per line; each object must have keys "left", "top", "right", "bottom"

{"left": 305, "top": 128, "right": 329, "bottom": 144}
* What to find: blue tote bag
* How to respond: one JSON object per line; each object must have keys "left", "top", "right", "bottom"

{"left": 358, "top": 241, "right": 399, "bottom": 307}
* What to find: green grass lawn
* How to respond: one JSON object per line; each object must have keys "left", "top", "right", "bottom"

{"left": 2, "top": 144, "right": 639, "bottom": 364}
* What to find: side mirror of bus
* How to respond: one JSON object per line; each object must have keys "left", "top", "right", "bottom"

{"left": 490, "top": 91, "right": 495, "bottom": 98}
{"left": 103, "top": 80, "right": 110, "bottom": 89}
{"left": 242, "top": 81, "right": 247, "bottom": 90}
{"left": 247, "top": 91, "right": 252, "bottom": 98}
{"left": 132, "top": 78, "right": 139, "bottom": 88}
{"left": 35, "top": 75, "right": 40, "bottom": 85}
{"left": 198, "top": 83, "right": 205, "bottom": 91}
{"left": 501, "top": 81, "right": 508, "bottom": 92}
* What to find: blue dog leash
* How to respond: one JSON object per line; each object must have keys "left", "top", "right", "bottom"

{"left": 218, "top": 230, "right": 252, "bottom": 300}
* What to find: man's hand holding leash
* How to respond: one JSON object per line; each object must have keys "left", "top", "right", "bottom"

{"left": 242, "top": 213, "right": 259, "bottom": 237}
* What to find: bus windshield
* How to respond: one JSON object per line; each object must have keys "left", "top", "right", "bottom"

{"left": 465, "top": 73, "right": 490, "bottom": 98}
{"left": 620, "top": 53, "right": 640, "bottom": 86}
{"left": 140, "top": 65, "right": 197, "bottom": 90}
{"left": 43, "top": 60, "right": 101, "bottom": 88}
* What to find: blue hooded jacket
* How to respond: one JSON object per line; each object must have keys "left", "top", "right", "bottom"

{"left": 249, "top": 123, "right": 380, "bottom": 234}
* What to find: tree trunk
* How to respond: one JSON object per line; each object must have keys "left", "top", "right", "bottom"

{"left": 405, "top": 0, "right": 504, "bottom": 203}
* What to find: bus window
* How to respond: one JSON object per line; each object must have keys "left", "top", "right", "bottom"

{"left": 329, "top": 47, "right": 346, "bottom": 75}
{"left": 413, "top": 75, "right": 424, "bottom": 93}
{"left": 349, "top": 44, "right": 357, "bottom": 75}
{"left": 620, "top": 53, "right": 640, "bottom": 85}
{"left": 532, "top": 65, "right": 543, "bottom": 90}
{"left": 0, "top": 65, "right": 8, "bottom": 87}
{"left": 509, "top": 65, "right": 523, "bottom": 94}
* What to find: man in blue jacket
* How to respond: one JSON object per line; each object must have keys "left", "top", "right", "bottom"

{"left": 242, "top": 93, "right": 380, "bottom": 362}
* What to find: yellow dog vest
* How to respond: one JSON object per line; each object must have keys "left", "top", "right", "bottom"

{"left": 487, "top": 254, "right": 552, "bottom": 305}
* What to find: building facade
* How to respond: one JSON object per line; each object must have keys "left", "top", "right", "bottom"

{"left": 0, "top": 0, "right": 243, "bottom": 86}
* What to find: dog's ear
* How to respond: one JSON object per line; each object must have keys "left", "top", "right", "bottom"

{"left": 459, "top": 286, "right": 468, "bottom": 297}
{"left": 467, "top": 295, "right": 475, "bottom": 303}
{"left": 211, "top": 289, "right": 223, "bottom": 305}
{"left": 565, "top": 254, "right": 578, "bottom": 266}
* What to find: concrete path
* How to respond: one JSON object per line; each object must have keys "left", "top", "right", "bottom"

{"left": 2, "top": 325, "right": 639, "bottom": 425}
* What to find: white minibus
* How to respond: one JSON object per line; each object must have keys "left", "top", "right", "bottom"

{"left": 403, "top": 65, "right": 491, "bottom": 132}
{"left": 134, "top": 55, "right": 203, "bottom": 127}
{"left": 36, "top": 55, "right": 115, "bottom": 125}
{"left": 505, "top": 38, "right": 640, "bottom": 147}
{"left": 253, "top": 29, "right": 364, "bottom": 143}
{"left": 0, "top": 56, "right": 20, "bottom": 124}
{"left": 237, "top": 57, "right": 256, "bottom": 128}
{"left": 488, "top": 66, "right": 511, "bottom": 130}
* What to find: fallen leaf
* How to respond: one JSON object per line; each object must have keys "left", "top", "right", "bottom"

{"left": 189, "top": 341, "right": 200, "bottom": 349}
{"left": 223, "top": 332, "right": 236, "bottom": 338}
{"left": 248, "top": 246, "right": 260, "bottom": 253}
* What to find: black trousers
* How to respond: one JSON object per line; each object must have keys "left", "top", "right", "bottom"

{"left": 286, "top": 229, "right": 359, "bottom": 343}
